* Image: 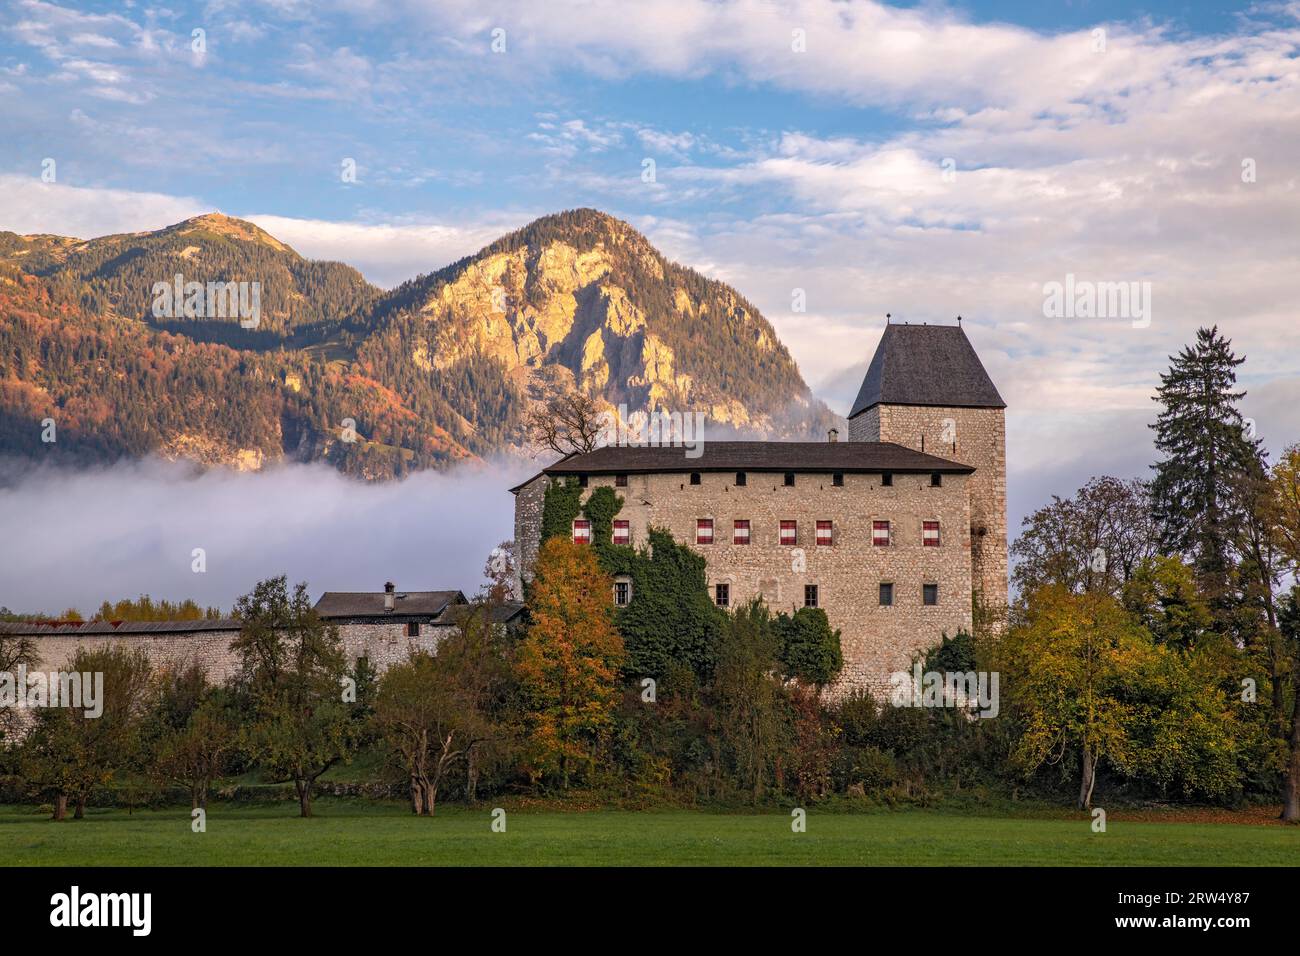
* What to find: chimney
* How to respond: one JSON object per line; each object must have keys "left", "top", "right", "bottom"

{"left": 383, "top": 581, "right": 395, "bottom": 612}
{"left": 828, "top": 428, "right": 839, "bottom": 443}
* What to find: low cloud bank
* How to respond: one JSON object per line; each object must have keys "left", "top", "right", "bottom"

{"left": 0, "top": 457, "right": 536, "bottom": 617}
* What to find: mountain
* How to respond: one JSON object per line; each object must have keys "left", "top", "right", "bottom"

{"left": 0, "top": 213, "right": 378, "bottom": 345}
{"left": 0, "top": 209, "right": 837, "bottom": 479}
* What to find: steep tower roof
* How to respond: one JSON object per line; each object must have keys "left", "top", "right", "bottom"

{"left": 848, "top": 323, "right": 1005, "bottom": 418}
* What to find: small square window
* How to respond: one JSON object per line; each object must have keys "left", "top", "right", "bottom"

{"left": 615, "top": 474, "right": 628, "bottom": 487}
{"left": 804, "top": 585, "right": 818, "bottom": 608}
{"left": 930, "top": 472, "right": 942, "bottom": 487}
{"left": 614, "top": 580, "right": 631, "bottom": 606}
{"left": 406, "top": 621, "right": 421, "bottom": 637}
{"left": 734, "top": 519, "right": 751, "bottom": 545}
{"left": 879, "top": 583, "right": 893, "bottom": 606}
{"left": 882, "top": 472, "right": 893, "bottom": 487}
{"left": 690, "top": 472, "right": 701, "bottom": 485}
{"left": 715, "top": 583, "right": 730, "bottom": 607}
{"left": 780, "top": 520, "right": 797, "bottom": 546}
{"left": 735, "top": 472, "right": 747, "bottom": 486}
{"left": 578, "top": 474, "right": 589, "bottom": 488}
{"left": 784, "top": 472, "right": 795, "bottom": 487}
{"left": 613, "top": 519, "right": 630, "bottom": 546}
{"left": 923, "top": 583, "right": 939, "bottom": 606}
{"left": 696, "top": 518, "right": 714, "bottom": 545}
{"left": 832, "top": 473, "right": 844, "bottom": 487}
{"left": 572, "top": 519, "right": 591, "bottom": 545}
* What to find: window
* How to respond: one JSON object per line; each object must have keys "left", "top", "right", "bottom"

{"left": 613, "top": 519, "right": 630, "bottom": 545}
{"left": 832, "top": 472, "right": 844, "bottom": 487}
{"left": 572, "top": 519, "right": 591, "bottom": 544}
{"left": 872, "top": 520, "right": 890, "bottom": 546}
{"left": 696, "top": 518, "right": 714, "bottom": 545}
{"left": 882, "top": 472, "right": 893, "bottom": 487}
{"left": 578, "top": 474, "right": 589, "bottom": 488}
{"left": 930, "top": 472, "right": 943, "bottom": 487}
{"left": 715, "top": 583, "right": 730, "bottom": 607}
{"left": 690, "top": 472, "right": 701, "bottom": 485}
{"left": 733, "top": 519, "right": 751, "bottom": 545}
{"left": 879, "top": 583, "right": 894, "bottom": 606}
{"left": 804, "top": 585, "right": 819, "bottom": 608}
{"left": 784, "top": 472, "right": 795, "bottom": 487}
{"left": 816, "top": 520, "right": 833, "bottom": 546}
{"left": 923, "top": 583, "right": 939, "bottom": 606}
{"left": 614, "top": 579, "right": 631, "bottom": 607}
{"left": 780, "top": 520, "right": 797, "bottom": 546}
{"left": 406, "top": 622, "right": 421, "bottom": 637}
{"left": 615, "top": 474, "right": 628, "bottom": 487}
{"left": 735, "top": 472, "right": 747, "bottom": 486}
{"left": 923, "top": 521, "right": 941, "bottom": 547}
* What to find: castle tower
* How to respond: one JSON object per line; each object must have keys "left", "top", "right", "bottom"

{"left": 847, "top": 322, "right": 1007, "bottom": 612}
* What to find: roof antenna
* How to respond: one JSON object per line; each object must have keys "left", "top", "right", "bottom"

{"left": 885, "top": 312, "right": 891, "bottom": 324}
{"left": 957, "top": 315, "right": 963, "bottom": 326}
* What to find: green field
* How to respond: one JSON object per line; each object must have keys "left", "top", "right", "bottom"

{"left": 3, "top": 802, "right": 1297, "bottom": 866}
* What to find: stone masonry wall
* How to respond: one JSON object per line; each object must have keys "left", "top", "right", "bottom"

{"left": 513, "top": 474, "right": 548, "bottom": 587}
{"left": 20, "top": 621, "right": 457, "bottom": 691}
{"left": 566, "top": 469, "right": 974, "bottom": 695}
{"left": 851, "top": 404, "right": 1007, "bottom": 611}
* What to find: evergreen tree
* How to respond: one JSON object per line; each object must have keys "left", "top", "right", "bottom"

{"left": 1149, "top": 327, "right": 1263, "bottom": 604}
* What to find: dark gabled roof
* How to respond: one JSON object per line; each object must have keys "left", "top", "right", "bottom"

{"left": 313, "top": 590, "right": 466, "bottom": 620}
{"left": 0, "top": 619, "right": 240, "bottom": 636}
{"left": 443, "top": 601, "right": 527, "bottom": 626}
{"left": 849, "top": 323, "right": 1005, "bottom": 418}
{"left": 528, "top": 440, "right": 972, "bottom": 479}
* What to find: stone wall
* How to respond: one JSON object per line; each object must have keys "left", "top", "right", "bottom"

{"left": 513, "top": 473, "right": 548, "bottom": 587}
{"left": 19, "top": 620, "right": 457, "bottom": 689}
{"left": 532, "top": 468, "right": 974, "bottom": 695}
{"left": 851, "top": 403, "right": 1007, "bottom": 611}
{"left": 22, "top": 628, "right": 245, "bottom": 684}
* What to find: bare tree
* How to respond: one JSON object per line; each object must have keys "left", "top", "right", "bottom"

{"left": 524, "top": 389, "right": 605, "bottom": 457}
{"left": 1011, "top": 476, "right": 1158, "bottom": 599}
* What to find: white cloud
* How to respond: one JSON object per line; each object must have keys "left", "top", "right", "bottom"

{"left": 0, "top": 174, "right": 206, "bottom": 237}
{"left": 0, "top": 457, "right": 533, "bottom": 616}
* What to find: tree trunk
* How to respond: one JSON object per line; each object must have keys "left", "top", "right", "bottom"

{"left": 1282, "top": 691, "right": 1300, "bottom": 823}
{"left": 52, "top": 793, "right": 68, "bottom": 821}
{"left": 74, "top": 793, "right": 86, "bottom": 819}
{"left": 466, "top": 748, "right": 479, "bottom": 803}
{"left": 295, "top": 778, "right": 312, "bottom": 818}
{"left": 1077, "top": 747, "right": 1097, "bottom": 810}
{"left": 409, "top": 775, "right": 421, "bottom": 815}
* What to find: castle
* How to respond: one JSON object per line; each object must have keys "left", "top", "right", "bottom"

{"left": 511, "top": 322, "right": 1007, "bottom": 692}
{"left": 2, "top": 322, "right": 1004, "bottom": 699}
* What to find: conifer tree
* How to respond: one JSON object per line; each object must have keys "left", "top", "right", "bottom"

{"left": 1149, "top": 326, "right": 1264, "bottom": 604}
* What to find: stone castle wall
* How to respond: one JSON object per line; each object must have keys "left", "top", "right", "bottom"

{"left": 520, "top": 468, "right": 974, "bottom": 695}
{"left": 851, "top": 403, "right": 1007, "bottom": 610}
{"left": 18, "top": 621, "right": 456, "bottom": 689}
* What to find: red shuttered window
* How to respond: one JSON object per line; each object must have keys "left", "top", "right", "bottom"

{"left": 872, "top": 520, "right": 890, "bottom": 546}
{"left": 697, "top": 519, "right": 714, "bottom": 545}
{"left": 733, "top": 519, "right": 751, "bottom": 545}
{"left": 923, "top": 521, "right": 941, "bottom": 547}
{"left": 613, "top": 520, "right": 630, "bottom": 545}
{"left": 780, "top": 520, "right": 797, "bottom": 546}
{"left": 816, "top": 520, "right": 833, "bottom": 546}
{"left": 572, "top": 519, "right": 591, "bottom": 544}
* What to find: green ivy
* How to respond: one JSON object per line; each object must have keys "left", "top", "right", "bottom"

{"left": 539, "top": 478, "right": 584, "bottom": 543}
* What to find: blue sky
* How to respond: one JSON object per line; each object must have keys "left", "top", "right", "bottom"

{"left": 2, "top": 0, "right": 1299, "bottom": 608}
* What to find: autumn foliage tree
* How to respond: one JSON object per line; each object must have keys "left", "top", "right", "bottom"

{"left": 517, "top": 537, "right": 625, "bottom": 788}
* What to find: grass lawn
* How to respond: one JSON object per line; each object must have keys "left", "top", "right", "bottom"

{"left": 3, "top": 801, "right": 1297, "bottom": 866}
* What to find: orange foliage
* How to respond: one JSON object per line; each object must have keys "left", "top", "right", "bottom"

{"left": 516, "top": 537, "right": 625, "bottom": 787}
